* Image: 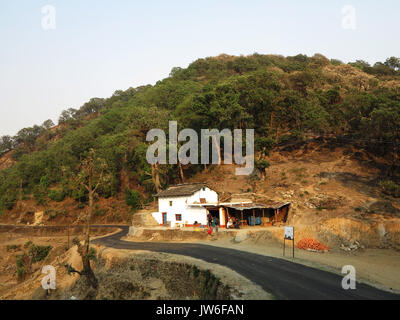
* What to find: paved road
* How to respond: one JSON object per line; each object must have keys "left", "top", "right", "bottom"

{"left": 93, "top": 226, "right": 399, "bottom": 300}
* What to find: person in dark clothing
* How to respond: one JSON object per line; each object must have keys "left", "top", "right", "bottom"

{"left": 207, "top": 213, "right": 212, "bottom": 227}
{"left": 235, "top": 219, "right": 241, "bottom": 229}
{"left": 215, "top": 217, "right": 220, "bottom": 234}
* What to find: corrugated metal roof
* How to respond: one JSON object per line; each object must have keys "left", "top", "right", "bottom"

{"left": 224, "top": 202, "right": 290, "bottom": 211}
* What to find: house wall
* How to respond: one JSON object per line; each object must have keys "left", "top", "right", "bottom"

{"left": 152, "top": 187, "right": 218, "bottom": 227}
{"left": 187, "top": 187, "right": 218, "bottom": 204}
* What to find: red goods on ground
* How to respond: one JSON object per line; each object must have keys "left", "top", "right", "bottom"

{"left": 296, "top": 238, "right": 329, "bottom": 252}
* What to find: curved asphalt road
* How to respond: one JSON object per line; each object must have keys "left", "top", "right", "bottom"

{"left": 92, "top": 226, "right": 399, "bottom": 300}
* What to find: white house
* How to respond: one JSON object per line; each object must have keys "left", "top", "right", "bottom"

{"left": 152, "top": 183, "right": 219, "bottom": 227}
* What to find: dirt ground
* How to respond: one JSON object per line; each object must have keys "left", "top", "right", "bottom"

{"left": 191, "top": 145, "right": 400, "bottom": 226}
{"left": 197, "top": 233, "right": 400, "bottom": 293}
{"left": 0, "top": 234, "right": 69, "bottom": 298}
{"left": 0, "top": 230, "right": 271, "bottom": 300}
{"left": 0, "top": 228, "right": 118, "bottom": 299}
{"left": 51, "top": 248, "right": 272, "bottom": 300}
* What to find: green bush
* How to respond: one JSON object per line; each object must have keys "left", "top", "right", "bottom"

{"left": 87, "top": 247, "right": 97, "bottom": 261}
{"left": 6, "top": 244, "right": 21, "bottom": 252}
{"left": 44, "top": 209, "right": 58, "bottom": 219}
{"left": 33, "top": 186, "right": 47, "bottom": 205}
{"left": 125, "top": 188, "right": 141, "bottom": 212}
{"left": 15, "top": 243, "right": 52, "bottom": 280}
{"left": 2, "top": 192, "right": 17, "bottom": 211}
{"left": 255, "top": 159, "right": 270, "bottom": 172}
{"left": 44, "top": 209, "right": 52, "bottom": 216}
{"left": 28, "top": 244, "right": 52, "bottom": 262}
{"left": 278, "top": 134, "right": 292, "bottom": 144}
{"left": 16, "top": 253, "right": 29, "bottom": 280}
{"left": 77, "top": 202, "right": 85, "bottom": 209}
{"left": 72, "top": 188, "right": 87, "bottom": 203}
{"left": 48, "top": 189, "right": 65, "bottom": 202}
{"left": 94, "top": 206, "right": 107, "bottom": 217}
{"left": 380, "top": 180, "right": 400, "bottom": 198}
{"left": 39, "top": 176, "right": 50, "bottom": 190}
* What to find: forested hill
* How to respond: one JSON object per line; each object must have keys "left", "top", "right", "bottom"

{"left": 0, "top": 53, "right": 399, "bottom": 212}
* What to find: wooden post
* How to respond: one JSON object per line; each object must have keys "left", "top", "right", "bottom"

{"left": 227, "top": 207, "right": 230, "bottom": 222}
{"left": 283, "top": 238, "right": 285, "bottom": 256}
{"left": 292, "top": 228, "right": 295, "bottom": 259}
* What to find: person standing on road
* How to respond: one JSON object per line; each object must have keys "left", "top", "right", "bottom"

{"left": 207, "top": 213, "right": 212, "bottom": 227}
{"left": 215, "top": 217, "right": 220, "bottom": 235}
{"left": 227, "top": 217, "right": 233, "bottom": 229}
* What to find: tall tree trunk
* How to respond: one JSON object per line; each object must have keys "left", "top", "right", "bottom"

{"left": 151, "top": 164, "right": 162, "bottom": 193}
{"left": 178, "top": 162, "right": 185, "bottom": 183}
{"left": 155, "top": 164, "right": 161, "bottom": 191}
{"left": 67, "top": 148, "right": 103, "bottom": 290}
{"left": 212, "top": 135, "right": 222, "bottom": 165}
{"left": 177, "top": 142, "right": 185, "bottom": 183}
{"left": 80, "top": 189, "right": 98, "bottom": 289}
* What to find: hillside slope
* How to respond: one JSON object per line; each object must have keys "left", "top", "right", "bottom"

{"left": 0, "top": 53, "right": 399, "bottom": 245}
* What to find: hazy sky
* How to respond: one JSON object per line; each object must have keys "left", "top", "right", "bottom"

{"left": 0, "top": 0, "right": 399, "bottom": 136}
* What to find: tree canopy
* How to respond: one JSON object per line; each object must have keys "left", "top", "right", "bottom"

{"left": 0, "top": 53, "right": 399, "bottom": 212}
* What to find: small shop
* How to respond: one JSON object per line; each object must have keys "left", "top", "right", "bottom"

{"left": 220, "top": 202, "right": 291, "bottom": 228}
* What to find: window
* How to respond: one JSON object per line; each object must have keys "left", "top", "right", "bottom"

{"left": 169, "top": 201, "right": 173, "bottom": 207}
{"left": 175, "top": 214, "right": 182, "bottom": 221}
{"left": 202, "top": 187, "right": 206, "bottom": 191}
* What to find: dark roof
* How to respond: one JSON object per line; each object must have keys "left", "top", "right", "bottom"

{"left": 224, "top": 202, "right": 290, "bottom": 211}
{"left": 156, "top": 183, "right": 207, "bottom": 198}
{"left": 264, "top": 201, "right": 291, "bottom": 210}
